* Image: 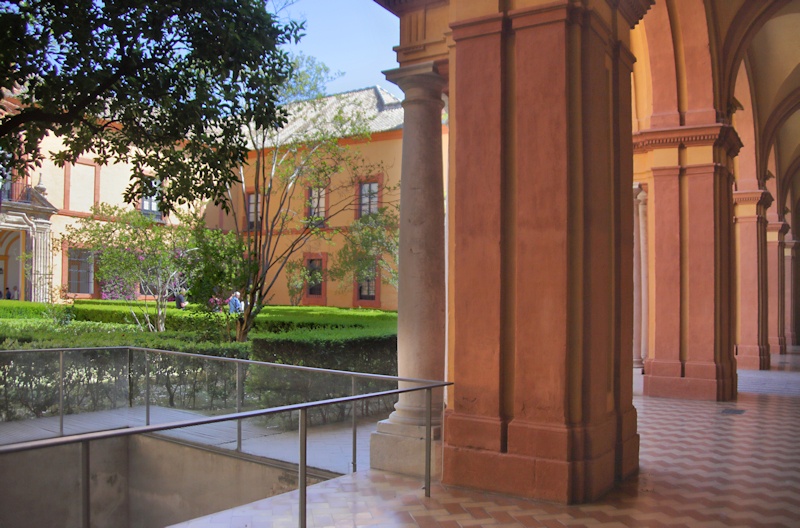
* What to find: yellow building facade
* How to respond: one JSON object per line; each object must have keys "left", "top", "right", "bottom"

{"left": 1, "top": 86, "right": 446, "bottom": 312}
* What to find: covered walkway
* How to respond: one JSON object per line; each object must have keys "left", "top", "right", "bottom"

{"left": 173, "top": 353, "right": 800, "bottom": 527}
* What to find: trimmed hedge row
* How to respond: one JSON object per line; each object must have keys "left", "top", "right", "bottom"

{"left": 252, "top": 335, "right": 397, "bottom": 376}
{"left": 0, "top": 300, "right": 48, "bottom": 319}
{"left": 1, "top": 301, "right": 398, "bottom": 375}
{"left": 65, "top": 301, "right": 398, "bottom": 336}
{"left": 0, "top": 321, "right": 250, "bottom": 358}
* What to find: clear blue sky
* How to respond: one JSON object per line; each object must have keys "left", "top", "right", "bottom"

{"left": 280, "top": 0, "right": 402, "bottom": 98}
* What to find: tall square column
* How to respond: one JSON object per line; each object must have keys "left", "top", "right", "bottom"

{"left": 732, "top": 189, "right": 771, "bottom": 370}
{"left": 767, "top": 221, "right": 789, "bottom": 356}
{"left": 641, "top": 127, "right": 740, "bottom": 400}
{"left": 443, "top": 1, "right": 643, "bottom": 504}
{"left": 785, "top": 237, "right": 798, "bottom": 347}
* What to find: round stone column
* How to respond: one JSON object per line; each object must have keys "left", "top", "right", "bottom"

{"left": 371, "top": 62, "right": 446, "bottom": 476}
{"left": 632, "top": 185, "right": 645, "bottom": 370}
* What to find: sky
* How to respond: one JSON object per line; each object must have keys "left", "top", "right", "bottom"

{"left": 280, "top": 0, "right": 402, "bottom": 98}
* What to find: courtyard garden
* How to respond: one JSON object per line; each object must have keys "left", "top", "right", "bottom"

{"left": 0, "top": 299, "right": 398, "bottom": 375}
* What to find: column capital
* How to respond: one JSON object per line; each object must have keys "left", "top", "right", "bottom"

{"left": 633, "top": 183, "right": 648, "bottom": 204}
{"left": 383, "top": 62, "right": 447, "bottom": 102}
{"left": 767, "top": 221, "right": 790, "bottom": 236}
{"left": 732, "top": 189, "right": 772, "bottom": 208}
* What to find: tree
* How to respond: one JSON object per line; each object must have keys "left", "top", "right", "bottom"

{"left": 183, "top": 211, "right": 252, "bottom": 311}
{"left": 63, "top": 203, "right": 195, "bottom": 332}
{"left": 328, "top": 205, "right": 400, "bottom": 289}
{"left": 284, "top": 259, "right": 323, "bottom": 306}
{"left": 227, "top": 54, "right": 389, "bottom": 341}
{"left": 0, "top": 0, "right": 301, "bottom": 213}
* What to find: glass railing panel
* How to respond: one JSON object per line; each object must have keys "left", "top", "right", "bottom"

{"left": 61, "top": 348, "right": 130, "bottom": 414}
{"left": 0, "top": 350, "right": 61, "bottom": 424}
{"left": 141, "top": 352, "right": 240, "bottom": 419}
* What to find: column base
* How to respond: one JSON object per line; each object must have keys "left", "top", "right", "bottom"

{"left": 643, "top": 372, "right": 736, "bottom": 401}
{"left": 369, "top": 420, "right": 442, "bottom": 478}
{"left": 442, "top": 444, "right": 616, "bottom": 504}
{"left": 617, "top": 407, "right": 640, "bottom": 481}
{"left": 769, "top": 336, "right": 787, "bottom": 355}
{"left": 442, "top": 412, "right": 620, "bottom": 504}
{"left": 737, "top": 343, "right": 771, "bottom": 370}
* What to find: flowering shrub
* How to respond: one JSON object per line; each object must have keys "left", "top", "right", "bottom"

{"left": 208, "top": 297, "right": 226, "bottom": 312}
{"left": 100, "top": 276, "right": 137, "bottom": 301}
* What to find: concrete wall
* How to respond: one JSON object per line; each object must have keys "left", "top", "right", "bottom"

{"left": 0, "top": 435, "right": 323, "bottom": 528}
{"left": 0, "top": 437, "right": 130, "bottom": 528}
{"left": 128, "top": 436, "right": 322, "bottom": 528}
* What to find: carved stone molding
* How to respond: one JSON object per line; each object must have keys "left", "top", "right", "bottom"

{"left": 633, "top": 124, "right": 743, "bottom": 157}
{"left": 615, "top": 0, "right": 654, "bottom": 28}
{"left": 767, "top": 221, "right": 790, "bottom": 236}
{"left": 732, "top": 189, "right": 772, "bottom": 208}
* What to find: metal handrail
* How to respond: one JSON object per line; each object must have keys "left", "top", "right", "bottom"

{"left": 0, "top": 384, "right": 446, "bottom": 454}
{"left": 0, "top": 345, "right": 443, "bottom": 384}
{"left": 0, "top": 346, "right": 452, "bottom": 528}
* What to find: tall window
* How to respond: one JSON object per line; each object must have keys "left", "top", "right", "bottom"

{"left": 68, "top": 249, "right": 94, "bottom": 294}
{"left": 358, "top": 182, "right": 379, "bottom": 217}
{"left": 247, "top": 193, "right": 262, "bottom": 230}
{"left": 141, "top": 181, "right": 161, "bottom": 220}
{"left": 69, "top": 162, "right": 96, "bottom": 212}
{"left": 307, "top": 187, "right": 326, "bottom": 227}
{"left": 307, "top": 258, "right": 323, "bottom": 296}
{"left": 354, "top": 263, "right": 380, "bottom": 307}
{"left": 358, "top": 275, "right": 376, "bottom": 301}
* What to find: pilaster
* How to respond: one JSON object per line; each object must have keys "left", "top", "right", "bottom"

{"left": 732, "top": 189, "right": 771, "bottom": 370}
{"left": 785, "top": 238, "right": 798, "bottom": 347}
{"left": 767, "top": 221, "right": 790, "bottom": 357}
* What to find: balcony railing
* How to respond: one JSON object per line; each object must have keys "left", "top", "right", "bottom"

{"left": 0, "top": 347, "right": 450, "bottom": 528}
{"left": 0, "top": 178, "right": 31, "bottom": 204}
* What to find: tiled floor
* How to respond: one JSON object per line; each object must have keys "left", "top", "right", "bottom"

{"left": 173, "top": 353, "right": 800, "bottom": 527}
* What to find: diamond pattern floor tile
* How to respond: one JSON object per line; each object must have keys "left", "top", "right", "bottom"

{"left": 170, "top": 351, "right": 800, "bottom": 527}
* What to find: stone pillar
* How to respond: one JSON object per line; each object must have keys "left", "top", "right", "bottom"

{"left": 443, "top": 1, "right": 642, "bottom": 504}
{"left": 767, "top": 221, "right": 789, "bottom": 356}
{"left": 732, "top": 189, "right": 771, "bottom": 370}
{"left": 370, "top": 62, "right": 446, "bottom": 476}
{"left": 642, "top": 126, "right": 740, "bottom": 401}
{"left": 785, "top": 238, "right": 797, "bottom": 347}
{"left": 633, "top": 186, "right": 649, "bottom": 370}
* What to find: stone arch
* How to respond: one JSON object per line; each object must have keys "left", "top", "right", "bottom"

{"left": 761, "top": 96, "right": 800, "bottom": 204}
{"left": 716, "top": 0, "right": 791, "bottom": 120}
{"left": 639, "top": 0, "right": 717, "bottom": 129}
{"left": 779, "top": 147, "right": 800, "bottom": 221}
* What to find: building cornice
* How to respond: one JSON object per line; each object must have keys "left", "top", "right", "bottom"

{"left": 374, "top": 0, "right": 446, "bottom": 16}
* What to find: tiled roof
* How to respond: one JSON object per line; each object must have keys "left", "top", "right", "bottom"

{"left": 276, "top": 86, "right": 404, "bottom": 142}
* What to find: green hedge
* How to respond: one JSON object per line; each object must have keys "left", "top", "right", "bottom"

{"left": 1, "top": 302, "right": 398, "bottom": 370}
{"left": 0, "top": 321, "right": 250, "bottom": 358}
{"left": 251, "top": 335, "right": 397, "bottom": 375}
{"left": 0, "top": 300, "right": 48, "bottom": 319}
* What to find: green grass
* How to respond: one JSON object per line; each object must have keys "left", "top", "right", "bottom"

{"left": 0, "top": 301, "right": 398, "bottom": 366}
